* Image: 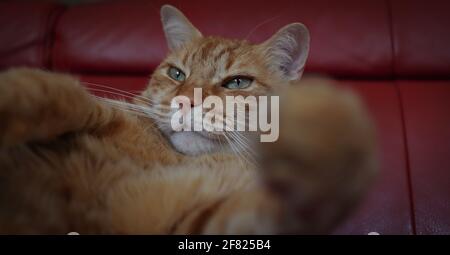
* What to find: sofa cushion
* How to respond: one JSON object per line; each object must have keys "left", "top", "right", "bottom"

{"left": 52, "top": 0, "right": 167, "bottom": 74}
{"left": 391, "top": 0, "right": 450, "bottom": 79}
{"left": 53, "top": 0, "right": 393, "bottom": 78}
{"left": 399, "top": 81, "right": 450, "bottom": 234}
{"left": 0, "top": 1, "right": 61, "bottom": 70}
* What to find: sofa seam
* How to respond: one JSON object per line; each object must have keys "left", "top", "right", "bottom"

{"left": 385, "top": 0, "right": 396, "bottom": 78}
{"left": 41, "top": 4, "right": 55, "bottom": 70}
{"left": 37, "top": 5, "right": 48, "bottom": 69}
{"left": 386, "top": 0, "right": 417, "bottom": 235}
{"left": 394, "top": 82, "right": 417, "bottom": 235}
{"left": 44, "top": 5, "right": 66, "bottom": 71}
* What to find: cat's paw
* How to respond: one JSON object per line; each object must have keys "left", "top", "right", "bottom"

{"left": 260, "top": 78, "right": 377, "bottom": 233}
{"left": 0, "top": 68, "right": 95, "bottom": 146}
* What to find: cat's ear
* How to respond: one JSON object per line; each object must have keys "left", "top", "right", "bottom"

{"left": 160, "top": 5, "right": 202, "bottom": 51}
{"left": 260, "top": 23, "right": 310, "bottom": 80}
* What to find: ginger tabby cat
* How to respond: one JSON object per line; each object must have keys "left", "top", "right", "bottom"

{"left": 0, "top": 5, "right": 377, "bottom": 234}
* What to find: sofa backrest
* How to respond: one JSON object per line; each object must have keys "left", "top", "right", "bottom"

{"left": 1, "top": 0, "right": 449, "bottom": 79}
{"left": 0, "top": 1, "right": 61, "bottom": 69}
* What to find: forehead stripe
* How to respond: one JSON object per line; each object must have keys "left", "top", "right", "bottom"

{"left": 181, "top": 51, "right": 189, "bottom": 66}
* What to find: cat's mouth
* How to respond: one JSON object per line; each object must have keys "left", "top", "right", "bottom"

{"left": 157, "top": 115, "right": 229, "bottom": 155}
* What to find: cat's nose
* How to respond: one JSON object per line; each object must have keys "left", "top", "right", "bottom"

{"left": 176, "top": 86, "right": 204, "bottom": 107}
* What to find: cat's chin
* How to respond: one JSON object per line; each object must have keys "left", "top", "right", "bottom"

{"left": 169, "top": 132, "right": 220, "bottom": 156}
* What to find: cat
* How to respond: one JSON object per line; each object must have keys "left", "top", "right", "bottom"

{"left": 0, "top": 5, "right": 377, "bottom": 234}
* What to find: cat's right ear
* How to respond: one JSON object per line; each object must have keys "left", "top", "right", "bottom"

{"left": 260, "top": 23, "right": 310, "bottom": 80}
{"left": 160, "top": 5, "right": 202, "bottom": 51}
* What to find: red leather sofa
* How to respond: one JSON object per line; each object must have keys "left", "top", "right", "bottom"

{"left": 1, "top": 0, "right": 449, "bottom": 234}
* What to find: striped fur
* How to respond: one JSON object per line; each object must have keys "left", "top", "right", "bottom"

{"left": 0, "top": 5, "right": 376, "bottom": 234}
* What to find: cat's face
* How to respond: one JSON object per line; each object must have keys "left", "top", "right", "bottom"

{"left": 142, "top": 5, "right": 310, "bottom": 155}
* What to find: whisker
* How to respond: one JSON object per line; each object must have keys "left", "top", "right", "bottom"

{"left": 89, "top": 87, "right": 145, "bottom": 102}
{"left": 94, "top": 96, "right": 170, "bottom": 120}
{"left": 245, "top": 15, "right": 281, "bottom": 40}
{"left": 84, "top": 82, "right": 171, "bottom": 109}
{"left": 228, "top": 131, "right": 257, "bottom": 166}
{"left": 222, "top": 132, "right": 246, "bottom": 168}
{"left": 82, "top": 81, "right": 154, "bottom": 103}
{"left": 88, "top": 87, "right": 169, "bottom": 111}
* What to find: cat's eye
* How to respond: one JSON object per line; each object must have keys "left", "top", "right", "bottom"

{"left": 168, "top": 67, "right": 186, "bottom": 82}
{"left": 222, "top": 77, "right": 253, "bottom": 89}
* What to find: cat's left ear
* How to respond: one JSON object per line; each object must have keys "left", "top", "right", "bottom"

{"left": 260, "top": 23, "right": 310, "bottom": 80}
{"left": 160, "top": 5, "right": 202, "bottom": 51}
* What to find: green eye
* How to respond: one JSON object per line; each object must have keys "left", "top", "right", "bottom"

{"left": 222, "top": 77, "right": 253, "bottom": 89}
{"left": 168, "top": 67, "right": 186, "bottom": 82}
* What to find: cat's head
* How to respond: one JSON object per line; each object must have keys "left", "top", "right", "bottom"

{"left": 142, "top": 5, "right": 310, "bottom": 155}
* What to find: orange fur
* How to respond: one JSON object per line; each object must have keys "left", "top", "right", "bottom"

{"left": 0, "top": 5, "right": 377, "bottom": 234}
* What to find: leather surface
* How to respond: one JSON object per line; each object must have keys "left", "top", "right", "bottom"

{"left": 399, "top": 81, "right": 450, "bottom": 234}
{"left": 52, "top": 0, "right": 393, "bottom": 78}
{"left": 53, "top": 0, "right": 167, "bottom": 74}
{"left": 0, "top": 1, "right": 60, "bottom": 69}
{"left": 391, "top": 0, "right": 450, "bottom": 78}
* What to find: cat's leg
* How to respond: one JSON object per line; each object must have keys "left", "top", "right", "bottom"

{"left": 0, "top": 68, "right": 116, "bottom": 147}
{"left": 174, "top": 79, "right": 377, "bottom": 234}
